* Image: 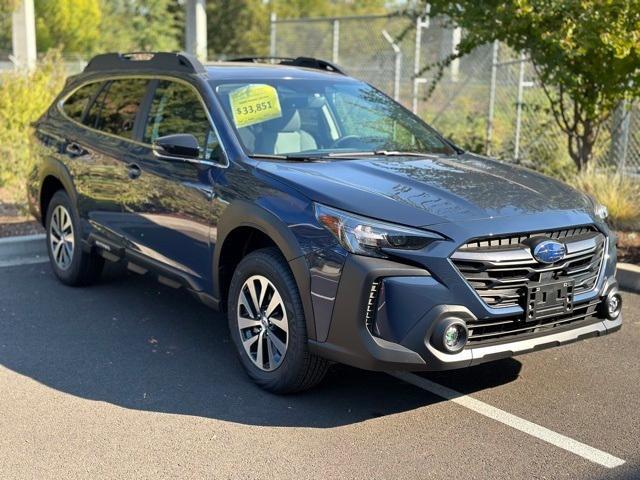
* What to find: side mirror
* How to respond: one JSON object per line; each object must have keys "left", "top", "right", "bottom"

{"left": 153, "top": 134, "right": 200, "bottom": 159}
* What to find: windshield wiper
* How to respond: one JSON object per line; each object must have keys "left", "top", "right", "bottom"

{"left": 249, "top": 154, "right": 323, "bottom": 162}
{"left": 327, "top": 150, "right": 436, "bottom": 158}
{"left": 251, "top": 150, "right": 438, "bottom": 161}
{"left": 376, "top": 150, "right": 437, "bottom": 157}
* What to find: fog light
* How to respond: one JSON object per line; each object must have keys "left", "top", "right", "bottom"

{"left": 445, "top": 325, "right": 462, "bottom": 348}
{"left": 604, "top": 292, "right": 622, "bottom": 320}
{"left": 432, "top": 318, "right": 468, "bottom": 353}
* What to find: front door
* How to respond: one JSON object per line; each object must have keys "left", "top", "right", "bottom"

{"left": 119, "top": 79, "right": 227, "bottom": 290}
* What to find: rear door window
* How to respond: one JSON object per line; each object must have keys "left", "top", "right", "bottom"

{"left": 62, "top": 81, "right": 103, "bottom": 122}
{"left": 85, "top": 78, "right": 150, "bottom": 139}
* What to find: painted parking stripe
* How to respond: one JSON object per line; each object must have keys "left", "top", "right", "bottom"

{"left": 392, "top": 372, "right": 625, "bottom": 469}
{"left": 0, "top": 257, "right": 49, "bottom": 268}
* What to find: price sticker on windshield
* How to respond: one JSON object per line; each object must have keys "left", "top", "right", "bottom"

{"left": 229, "top": 84, "right": 282, "bottom": 128}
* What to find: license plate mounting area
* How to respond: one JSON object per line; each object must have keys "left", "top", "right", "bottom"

{"left": 524, "top": 280, "right": 574, "bottom": 322}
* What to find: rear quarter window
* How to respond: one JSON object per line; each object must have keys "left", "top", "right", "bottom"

{"left": 61, "top": 81, "right": 103, "bottom": 122}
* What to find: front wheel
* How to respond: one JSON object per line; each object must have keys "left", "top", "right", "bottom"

{"left": 46, "top": 190, "right": 104, "bottom": 286}
{"left": 228, "top": 248, "right": 329, "bottom": 393}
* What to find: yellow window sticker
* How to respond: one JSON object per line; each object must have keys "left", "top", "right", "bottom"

{"left": 229, "top": 84, "right": 282, "bottom": 128}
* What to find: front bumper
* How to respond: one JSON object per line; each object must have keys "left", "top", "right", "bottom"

{"left": 308, "top": 253, "right": 621, "bottom": 372}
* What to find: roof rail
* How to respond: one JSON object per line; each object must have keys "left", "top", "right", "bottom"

{"left": 228, "top": 56, "right": 346, "bottom": 75}
{"left": 84, "top": 52, "right": 205, "bottom": 74}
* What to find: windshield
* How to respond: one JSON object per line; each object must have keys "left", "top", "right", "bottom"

{"left": 210, "top": 78, "right": 455, "bottom": 158}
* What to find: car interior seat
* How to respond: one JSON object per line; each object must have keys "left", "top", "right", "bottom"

{"left": 255, "top": 108, "right": 317, "bottom": 154}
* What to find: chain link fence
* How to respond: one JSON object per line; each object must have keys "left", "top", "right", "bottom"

{"left": 271, "top": 12, "right": 639, "bottom": 176}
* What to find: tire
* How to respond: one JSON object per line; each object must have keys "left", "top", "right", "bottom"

{"left": 45, "top": 190, "right": 104, "bottom": 286}
{"left": 228, "top": 247, "right": 329, "bottom": 393}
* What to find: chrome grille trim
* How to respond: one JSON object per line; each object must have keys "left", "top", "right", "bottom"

{"left": 451, "top": 227, "right": 607, "bottom": 310}
{"left": 457, "top": 226, "right": 595, "bottom": 250}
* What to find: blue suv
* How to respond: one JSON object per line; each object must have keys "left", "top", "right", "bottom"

{"left": 28, "top": 52, "right": 622, "bottom": 393}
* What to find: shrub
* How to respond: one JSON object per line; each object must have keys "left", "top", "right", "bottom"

{"left": 0, "top": 51, "right": 66, "bottom": 204}
{"left": 569, "top": 168, "right": 640, "bottom": 231}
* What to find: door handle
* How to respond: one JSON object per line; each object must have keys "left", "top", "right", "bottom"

{"left": 127, "top": 163, "right": 142, "bottom": 180}
{"left": 65, "top": 142, "right": 84, "bottom": 156}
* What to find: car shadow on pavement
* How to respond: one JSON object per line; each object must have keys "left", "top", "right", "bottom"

{"left": 0, "top": 263, "right": 522, "bottom": 428}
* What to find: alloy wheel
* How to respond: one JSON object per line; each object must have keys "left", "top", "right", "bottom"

{"left": 49, "top": 205, "right": 75, "bottom": 271}
{"left": 237, "top": 275, "right": 289, "bottom": 371}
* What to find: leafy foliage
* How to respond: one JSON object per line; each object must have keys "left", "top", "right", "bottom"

{"left": 29, "top": 0, "right": 182, "bottom": 55}
{"left": 0, "top": 51, "right": 66, "bottom": 200}
{"left": 418, "top": 0, "right": 640, "bottom": 170}
{"left": 0, "top": 0, "right": 19, "bottom": 14}
{"left": 35, "top": 0, "right": 102, "bottom": 54}
{"left": 98, "top": 0, "right": 182, "bottom": 53}
{"left": 207, "top": 0, "right": 269, "bottom": 57}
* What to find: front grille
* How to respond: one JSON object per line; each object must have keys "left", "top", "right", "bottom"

{"left": 466, "top": 299, "right": 601, "bottom": 345}
{"left": 457, "top": 226, "right": 595, "bottom": 250}
{"left": 451, "top": 227, "right": 606, "bottom": 309}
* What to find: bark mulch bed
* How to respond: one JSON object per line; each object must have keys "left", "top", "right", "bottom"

{"left": 617, "top": 231, "right": 640, "bottom": 265}
{"left": 0, "top": 201, "right": 44, "bottom": 238}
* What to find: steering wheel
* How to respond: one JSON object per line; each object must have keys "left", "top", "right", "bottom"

{"left": 331, "top": 135, "right": 362, "bottom": 149}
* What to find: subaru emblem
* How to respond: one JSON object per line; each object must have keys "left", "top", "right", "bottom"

{"left": 532, "top": 239, "right": 566, "bottom": 264}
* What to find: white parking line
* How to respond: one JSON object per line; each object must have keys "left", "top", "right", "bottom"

{"left": 392, "top": 372, "right": 626, "bottom": 469}
{"left": 0, "top": 257, "right": 49, "bottom": 268}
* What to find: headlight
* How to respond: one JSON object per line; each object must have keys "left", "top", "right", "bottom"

{"left": 314, "top": 203, "right": 442, "bottom": 258}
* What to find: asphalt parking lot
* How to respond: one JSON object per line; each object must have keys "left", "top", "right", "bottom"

{"left": 1, "top": 259, "right": 638, "bottom": 479}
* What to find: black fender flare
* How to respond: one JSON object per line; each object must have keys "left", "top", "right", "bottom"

{"left": 213, "top": 200, "right": 317, "bottom": 340}
{"left": 38, "top": 158, "right": 80, "bottom": 220}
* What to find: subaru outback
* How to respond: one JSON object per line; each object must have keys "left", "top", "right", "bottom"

{"left": 28, "top": 52, "right": 622, "bottom": 393}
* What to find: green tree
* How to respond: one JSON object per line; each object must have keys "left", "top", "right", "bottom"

{"left": 418, "top": 0, "right": 640, "bottom": 170}
{"left": 98, "top": 0, "right": 182, "bottom": 53}
{"left": 0, "top": 0, "right": 19, "bottom": 13}
{"left": 0, "top": 0, "right": 17, "bottom": 52}
{"left": 35, "top": 0, "right": 102, "bottom": 54}
{"left": 206, "top": 0, "right": 269, "bottom": 57}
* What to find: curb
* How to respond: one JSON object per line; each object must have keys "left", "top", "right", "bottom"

{"left": 617, "top": 263, "right": 640, "bottom": 294}
{"left": 0, "top": 234, "right": 47, "bottom": 266}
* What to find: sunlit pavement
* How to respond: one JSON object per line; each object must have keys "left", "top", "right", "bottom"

{"left": 0, "top": 261, "right": 638, "bottom": 479}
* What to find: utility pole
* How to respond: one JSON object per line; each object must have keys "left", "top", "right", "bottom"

{"left": 11, "top": 0, "right": 37, "bottom": 70}
{"left": 186, "top": 0, "right": 207, "bottom": 62}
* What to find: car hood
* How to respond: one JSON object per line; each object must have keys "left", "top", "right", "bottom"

{"left": 257, "top": 153, "right": 593, "bottom": 227}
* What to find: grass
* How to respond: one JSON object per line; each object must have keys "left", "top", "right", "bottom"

{"left": 569, "top": 168, "right": 640, "bottom": 231}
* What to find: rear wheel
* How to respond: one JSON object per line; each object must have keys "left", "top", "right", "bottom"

{"left": 228, "top": 248, "right": 329, "bottom": 393}
{"left": 46, "top": 190, "right": 104, "bottom": 286}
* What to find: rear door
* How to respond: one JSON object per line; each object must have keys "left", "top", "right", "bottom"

{"left": 118, "top": 79, "right": 227, "bottom": 289}
{"left": 72, "top": 78, "right": 151, "bottom": 245}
